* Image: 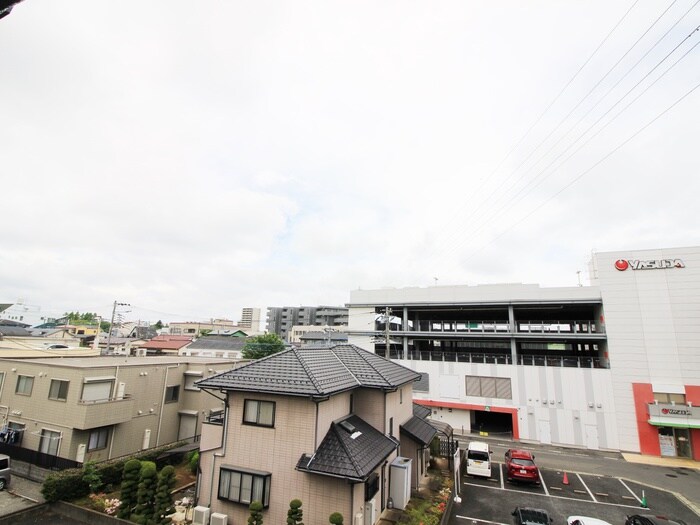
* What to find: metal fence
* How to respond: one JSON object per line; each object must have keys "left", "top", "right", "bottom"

{"left": 0, "top": 442, "right": 80, "bottom": 470}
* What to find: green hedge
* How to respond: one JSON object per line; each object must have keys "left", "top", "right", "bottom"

{"left": 41, "top": 442, "right": 188, "bottom": 503}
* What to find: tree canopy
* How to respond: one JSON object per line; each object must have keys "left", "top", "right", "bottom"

{"left": 242, "top": 333, "right": 285, "bottom": 360}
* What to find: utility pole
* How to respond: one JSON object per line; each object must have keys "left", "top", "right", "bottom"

{"left": 384, "top": 307, "right": 392, "bottom": 357}
{"left": 105, "top": 301, "right": 130, "bottom": 355}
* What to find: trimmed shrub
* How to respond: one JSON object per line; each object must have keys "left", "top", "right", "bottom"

{"left": 41, "top": 469, "right": 89, "bottom": 503}
{"left": 132, "top": 461, "right": 157, "bottom": 524}
{"left": 117, "top": 459, "right": 141, "bottom": 519}
{"left": 248, "top": 500, "right": 264, "bottom": 525}
{"left": 154, "top": 465, "right": 176, "bottom": 525}
{"left": 287, "top": 498, "right": 303, "bottom": 525}
{"left": 329, "top": 512, "right": 344, "bottom": 525}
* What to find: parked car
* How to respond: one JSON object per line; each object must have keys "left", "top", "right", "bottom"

{"left": 505, "top": 449, "right": 540, "bottom": 484}
{"left": 567, "top": 517, "right": 613, "bottom": 525}
{"left": 466, "top": 440, "right": 492, "bottom": 478}
{"left": 511, "top": 507, "right": 552, "bottom": 525}
{"left": 0, "top": 454, "right": 11, "bottom": 490}
{"left": 625, "top": 514, "right": 687, "bottom": 525}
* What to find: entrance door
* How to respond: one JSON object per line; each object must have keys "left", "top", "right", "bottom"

{"left": 178, "top": 413, "right": 198, "bottom": 441}
{"left": 585, "top": 425, "right": 599, "bottom": 450}
{"left": 675, "top": 428, "right": 692, "bottom": 458}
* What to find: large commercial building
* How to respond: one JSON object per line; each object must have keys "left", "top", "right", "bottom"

{"left": 347, "top": 246, "right": 700, "bottom": 460}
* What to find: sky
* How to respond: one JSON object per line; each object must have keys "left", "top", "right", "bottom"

{"left": 1, "top": 0, "right": 699, "bottom": 326}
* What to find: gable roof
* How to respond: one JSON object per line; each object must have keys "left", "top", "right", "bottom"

{"left": 296, "top": 415, "right": 398, "bottom": 481}
{"left": 195, "top": 344, "right": 420, "bottom": 399}
{"left": 413, "top": 402, "right": 432, "bottom": 420}
{"left": 400, "top": 415, "right": 437, "bottom": 446}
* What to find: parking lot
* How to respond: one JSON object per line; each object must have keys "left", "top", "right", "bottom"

{"left": 449, "top": 462, "right": 699, "bottom": 525}
{"left": 0, "top": 475, "right": 44, "bottom": 517}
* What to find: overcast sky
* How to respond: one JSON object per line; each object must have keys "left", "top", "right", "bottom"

{"left": 1, "top": 0, "right": 699, "bottom": 325}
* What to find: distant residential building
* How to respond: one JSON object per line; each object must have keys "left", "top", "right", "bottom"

{"left": 0, "top": 356, "right": 241, "bottom": 466}
{"left": 299, "top": 330, "right": 348, "bottom": 347}
{"left": 238, "top": 308, "right": 261, "bottom": 331}
{"left": 179, "top": 335, "right": 247, "bottom": 360}
{"left": 137, "top": 335, "right": 193, "bottom": 355}
{"left": 266, "top": 306, "right": 349, "bottom": 341}
{"left": 170, "top": 319, "right": 241, "bottom": 337}
{"left": 288, "top": 325, "right": 348, "bottom": 345}
{"left": 0, "top": 301, "right": 54, "bottom": 328}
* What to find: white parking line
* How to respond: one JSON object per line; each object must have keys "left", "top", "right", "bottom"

{"left": 456, "top": 516, "right": 508, "bottom": 525}
{"left": 460, "top": 479, "right": 643, "bottom": 509}
{"left": 619, "top": 478, "right": 643, "bottom": 504}
{"left": 539, "top": 471, "right": 549, "bottom": 496}
{"left": 499, "top": 463, "right": 504, "bottom": 490}
{"left": 577, "top": 473, "right": 596, "bottom": 502}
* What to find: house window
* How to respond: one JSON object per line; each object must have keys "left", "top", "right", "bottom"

{"left": 88, "top": 427, "right": 110, "bottom": 451}
{"left": 39, "top": 429, "right": 61, "bottom": 456}
{"left": 49, "top": 379, "right": 69, "bottom": 401}
{"left": 218, "top": 467, "right": 271, "bottom": 507}
{"left": 0, "top": 371, "right": 5, "bottom": 395}
{"left": 165, "top": 385, "right": 180, "bottom": 403}
{"left": 400, "top": 388, "right": 403, "bottom": 404}
{"left": 365, "top": 472, "right": 379, "bottom": 501}
{"left": 81, "top": 378, "right": 115, "bottom": 402}
{"left": 184, "top": 374, "right": 201, "bottom": 391}
{"left": 16, "top": 375, "right": 34, "bottom": 396}
{"left": 243, "top": 400, "right": 275, "bottom": 427}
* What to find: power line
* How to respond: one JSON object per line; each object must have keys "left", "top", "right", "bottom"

{"left": 419, "top": 21, "right": 700, "bottom": 270}
{"left": 459, "top": 75, "right": 700, "bottom": 266}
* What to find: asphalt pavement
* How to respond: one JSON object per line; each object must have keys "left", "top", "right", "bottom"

{"left": 454, "top": 433, "right": 700, "bottom": 516}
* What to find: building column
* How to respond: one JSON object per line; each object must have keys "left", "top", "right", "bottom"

{"left": 403, "top": 307, "right": 409, "bottom": 359}
{"left": 508, "top": 305, "right": 517, "bottom": 364}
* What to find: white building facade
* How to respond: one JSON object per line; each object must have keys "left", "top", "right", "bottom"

{"left": 347, "top": 246, "right": 700, "bottom": 460}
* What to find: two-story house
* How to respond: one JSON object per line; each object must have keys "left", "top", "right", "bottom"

{"left": 195, "top": 344, "right": 439, "bottom": 525}
{"left": 0, "top": 356, "right": 239, "bottom": 467}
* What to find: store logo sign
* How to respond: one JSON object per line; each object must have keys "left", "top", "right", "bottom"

{"left": 614, "top": 259, "right": 685, "bottom": 271}
{"left": 661, "top": 407, "right": 691, "bottom": 416}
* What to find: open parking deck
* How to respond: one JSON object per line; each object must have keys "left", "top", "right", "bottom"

{"left": 451, "top": 464, "right": 698, "bottom": 525}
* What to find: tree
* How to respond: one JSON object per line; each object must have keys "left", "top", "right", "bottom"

{"left": 242, "top": 333, "right": 285, "bottom": 360}
{"left": 153, "top": 320, "right": 164, "bottom": 330}
{"left": 118, "top": 459, "right": 141, "bottom": 519}
{"left": 133, "top": 461, "right": 157, "bottom": 524}
{"left": 287, "top": 499, "right": 304, "bottom": 525}
{"left": 248, "top": 500, "right": 264, "bottom": 525}
{"left": 329, "top": 512, "right": 344, "bottom": 525}
{"left": 154, "top": 465, "right": 176, "bottom": 525}
{"left": 82, "top": 461, "right": 102, "bottom": 493}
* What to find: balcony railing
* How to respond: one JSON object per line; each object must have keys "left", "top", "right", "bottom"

{"left": 380, "top": 348, "right": 607, "bottom": 368}
{"left": 387, "top": 319, "right": 603, "bottom": 334}
{"left": 73, "top": 395, "right": 134, "bottom": 430}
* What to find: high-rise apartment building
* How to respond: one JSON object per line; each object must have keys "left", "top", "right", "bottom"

{"left": 239, "top": 307, "right": 261, "bottom": 331}
{"left": 265, "top": 306, "right": 348, "bottom": 341}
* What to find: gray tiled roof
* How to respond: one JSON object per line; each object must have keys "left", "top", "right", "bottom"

{"left": 296, "top": 415, "right": 398, "bottom": 481}
{"left": 413, "top": 403, "right": 432, "bottom": 420}
{"left": 400, "top": 415, "right": 437, "bottom": 446}
{"left": 196, "top": 344, "right": 420, "bottom": 398}
{"left": 187, "top": 336, "right": 247, "bottom": 351}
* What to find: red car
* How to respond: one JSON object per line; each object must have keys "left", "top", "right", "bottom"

{"left": 505, "top": 449, "right": 540, "bottom": 484}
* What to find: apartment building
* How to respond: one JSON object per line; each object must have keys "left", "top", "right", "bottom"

{"left": 0, "top": 356, "right": 238, "bottom": 465}
{"left": 238, "top": 308, "right": 261, "bottom": 332}
{"left": 195, "top": 345, "right": 437, "bottom": 525}
{"left": 347, "top": 246, "right": 700, "bottom": 460}
{"left": 265, "top": 306, "right": 349, "bottom": 341}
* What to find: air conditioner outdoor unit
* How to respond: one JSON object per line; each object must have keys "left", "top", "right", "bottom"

{"left": 192, "top": 506, "right": 210, "bottom": 525}
{"left": 363, "top": 500, "right": 376, "bottom": 525}
{"left": 210, "top": 513, "right": 228, "bottom": 525}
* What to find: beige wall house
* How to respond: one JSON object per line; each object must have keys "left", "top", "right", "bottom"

{"left": 195, "top": 344, "right": 437, "bottom": 525}
{"left": 0, "top": 356, "right": 241, "bottom": 465}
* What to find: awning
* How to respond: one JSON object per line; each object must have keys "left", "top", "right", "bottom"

{"left": 648, "top": 418, "right": 700, "bottom": 429}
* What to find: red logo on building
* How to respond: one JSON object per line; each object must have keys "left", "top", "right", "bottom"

{"left": 614, "top": 259, "right": 629, "bottom": 271}
{"left": 662, "top": 408, "right": 669, "bottom": 414}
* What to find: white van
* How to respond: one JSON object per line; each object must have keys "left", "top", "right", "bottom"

{"left": 466, "top": 441, "right": 491, "bottom": 478}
